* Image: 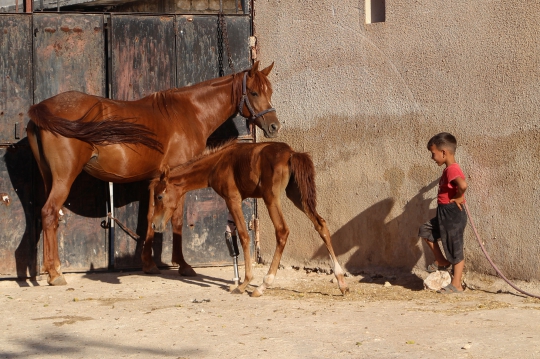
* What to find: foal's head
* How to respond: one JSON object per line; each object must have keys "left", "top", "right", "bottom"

{"left": 149, "top": 166, "right": 178, "bottom": 233}
{"left": 240, "top": 61, "right": 281, "bottom": 138}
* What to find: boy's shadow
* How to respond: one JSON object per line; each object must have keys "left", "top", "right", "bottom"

{"left": 313, "top": 180, "right": 438, "bottom": 290}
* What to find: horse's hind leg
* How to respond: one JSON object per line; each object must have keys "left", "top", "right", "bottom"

{"left": 170, "top": 196, "right": 197, "bottom": 276}
{"left": 286, "top": 185, "right": 349, "bottom": 295}
{"left": 142, "top": 186, "right": 160, "bottom": 274}
{"left": 251, "top": 200, "right": 290, "bottom": 297}
{"left": 34, "top": 133, "right": 90, "bottom": 285}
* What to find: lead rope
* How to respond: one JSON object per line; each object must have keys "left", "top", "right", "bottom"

{"left": 107, "top": 212, "right": 140, "bottom": 241}
{"left": 464, "top": 203, "right": 540, "bottom": 299}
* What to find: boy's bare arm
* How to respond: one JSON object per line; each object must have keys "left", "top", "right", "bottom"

{"left": 450, "top": 177, "right": 468, "bottom": 210}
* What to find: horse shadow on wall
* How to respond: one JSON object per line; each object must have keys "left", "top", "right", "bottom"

{"left": 313, "top": 179, "right": 438, "bottom": 282}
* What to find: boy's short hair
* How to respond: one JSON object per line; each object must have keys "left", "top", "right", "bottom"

{"left": 427, "top": 132, "right": 457, "bottom": 153}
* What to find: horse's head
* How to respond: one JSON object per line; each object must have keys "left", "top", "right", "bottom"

{"left": 238, "top": 61, "right": 281, "bottom": 138}
{"left": 149, "top": 166, "right": 178, "bottom": 233}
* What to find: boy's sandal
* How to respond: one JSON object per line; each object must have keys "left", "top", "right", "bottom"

{"left": 437, "top": 284, "right": 464, "bottom": 294}
{"left": 426, "top": 262, "right": 451, "bottom": 273}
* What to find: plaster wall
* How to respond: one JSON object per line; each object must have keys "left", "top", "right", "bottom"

{"left": 253, "top": 1, "right": 540, "bottom": 280}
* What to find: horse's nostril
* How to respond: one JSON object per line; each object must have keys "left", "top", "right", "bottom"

{"left": 271, "top": 123, "right": 278, "bottom": 131}
{"left": 151, "top": 223, "right": 155, "bottom": 230}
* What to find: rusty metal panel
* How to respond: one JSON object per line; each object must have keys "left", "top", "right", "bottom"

{"left": 110, "top": 14, "right": 176, "bottom": 269}
{"left": 0, "top": 143, "right": 36, "bottom": 278}
{"left": 176, "top": 15, "right": 252, "bottom": 140}
{"left": 33, "top": 13, "right": 106, "bottom": 102}
{"left": 173, "top": 15, "right": 255, "bottom": 266}
{"left": 111, "top": 15, "right": 254, "bottom": 269}
{"left": 110, "top": 14, "right": 176, "bottom": 100}
{"left": 182, "top": 188, "right": 255, "bottom": 266}
{"left": 0, "top": 14, "right": 32, "bottom": 144}
{"left": 33, "top": 13, "right": 109, "bottom": 273}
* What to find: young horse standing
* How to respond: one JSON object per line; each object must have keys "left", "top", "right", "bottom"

{"left": 148, "top": 142, "right": 349, "bottom": 297}
{"left": 27, "top": 62, "right": 280, "bottom": 285}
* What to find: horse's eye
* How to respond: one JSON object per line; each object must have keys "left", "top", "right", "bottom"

{"left": 250, "top": 91, "right": 258, "bottom": 97}
{"left": 157, "top": 194, "right": 164, "bottom": 201}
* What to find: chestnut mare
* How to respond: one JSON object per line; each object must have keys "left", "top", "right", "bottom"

{"left": 27, "top": 62, "right": 280, "bottom": 286}
{"left": 148, "top": 141, "right": 349, "bottom": 297}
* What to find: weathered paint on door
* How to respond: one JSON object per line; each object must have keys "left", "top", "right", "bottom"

{"left": 33, "top": 13, "right": 109, "bottom": 273}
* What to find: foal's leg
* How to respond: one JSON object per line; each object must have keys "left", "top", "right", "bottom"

{"left": 170, "top": 195, "right": 197, "bottom": 276}
{"left": 251, "top": 200, "right": 290, "bottom": 297}
{"left": 226, "top": 198, "right": 254, "bottom": 294}
{"left": 286, "top": 187, "right": 349, "bottom": 295}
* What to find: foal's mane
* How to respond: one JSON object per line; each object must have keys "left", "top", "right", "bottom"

{"left": 150, "top": 140, "right": 238, "bottom": 187}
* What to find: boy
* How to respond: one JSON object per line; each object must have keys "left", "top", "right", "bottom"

{"left": 419, "top": 132, "right": 468, "bottom": 294}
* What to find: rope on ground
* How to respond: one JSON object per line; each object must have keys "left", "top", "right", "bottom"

{"left": 464, "top": 203, "right": 540, "bottom": 299}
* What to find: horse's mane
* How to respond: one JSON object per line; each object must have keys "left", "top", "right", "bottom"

{"left": 146, "top": 68, "right": 272, "bottom": 114}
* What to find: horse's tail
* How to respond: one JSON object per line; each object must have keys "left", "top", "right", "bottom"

{"left": 288, "top": 151, "right": 318, "bottom": 216}
{"left": 28, "top": 102, "right": 163, "bottom": 153}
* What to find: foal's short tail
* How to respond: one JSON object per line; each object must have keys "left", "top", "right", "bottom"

{"left": 28, "top": 103, "right": 163, "bottom": 153}
{"left": 288, "top": 152, "right": 318, "bottom": 216}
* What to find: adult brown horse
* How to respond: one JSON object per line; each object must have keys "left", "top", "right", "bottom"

{"left": 148, "top": 141, "right": 349, "bottom": 297}
{"left": 27, "top": 61, "right": 280, "bottom": 286}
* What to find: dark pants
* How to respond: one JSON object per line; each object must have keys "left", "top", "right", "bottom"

{"left": 418, "top": 203, "right": 467, "bottom": 264}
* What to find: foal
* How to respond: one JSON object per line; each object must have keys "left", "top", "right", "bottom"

{"left": 147, "top": 141, "right": 348, "bottom": 297}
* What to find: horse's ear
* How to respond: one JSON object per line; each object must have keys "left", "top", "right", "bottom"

{"left": 160, "top": 165, "right": 170, "bottom": 182}
{"left": 260, "top": 62, "right": 274, "bottom": 76}
{"left": 249, "top": 61, "right": 260, "bottom": 76}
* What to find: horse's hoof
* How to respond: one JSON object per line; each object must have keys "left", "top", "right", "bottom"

{"left": 48, "top": 274, "right": 67, "bottom": 286}
{"left": 231, "top": 287, "right": 244, "bottom": 295}
{"left": 250, "top": 289, "right": 263, "bottom": 298}
{"left": 143, "top": 266, "right": 161, "bottom": 275}
{"left": 178, "top": 266, "right": 197, "bottom": 277}
{"left": 340, "top": 287, "right": 350, "bottom": 295}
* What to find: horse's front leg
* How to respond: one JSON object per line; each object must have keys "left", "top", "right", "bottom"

{"left": 226, "top": 199, "right": 254, "bottom": 294}
{"left": 251, "top": 201, "right": 290, "bottom": 297}
{"left": 171, "top": 195, "right": 197, "bottom": 276}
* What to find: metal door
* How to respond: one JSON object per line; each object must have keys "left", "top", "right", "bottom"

{"left": 109, "top": 14, "right": 177, "bottom": 269}
{"left": 0, "top": 14, "right": 35, "bottom": 278}
{"left": 33, "top": 13, "right": 109, "bottom": 273}
{"left": 0, "top": 13, "right": 256, "bottom": 277}
{"left": 175, "top": 14, "right": 255, "bottom": 266}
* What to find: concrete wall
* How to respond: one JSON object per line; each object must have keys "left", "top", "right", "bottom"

{"left": 253, "top": 1, "right": 540, "bottom": 280}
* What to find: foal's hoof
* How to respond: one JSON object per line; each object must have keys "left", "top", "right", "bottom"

{"left": 341, "top": 287, "right": 350, "bottom": 295}
{"left": 250, "top": 288, "right": 263, "bottom": 298}
{"left": 48, "top": 274, "right": 67, "bottom": 286}
{"left": 231, "top": 287, "right": 244, "bottom": 295}
{"left": 178, "top": 265, "right": 197, "bottom": 277}
{"left": 143, "top": 266, "right": 161, "bottom": 275}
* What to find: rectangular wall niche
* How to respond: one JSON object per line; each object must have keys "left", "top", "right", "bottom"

{"left": 366, "top": 0, "right": 385, "bottom": 24}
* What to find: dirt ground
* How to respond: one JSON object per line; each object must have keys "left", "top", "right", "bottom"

{"left": 1, "top": 264, "right": 540, "bottom": 359}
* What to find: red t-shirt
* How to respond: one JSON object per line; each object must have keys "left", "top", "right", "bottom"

{"left": 437, "top": 163, "right": 466, "bottom": 204}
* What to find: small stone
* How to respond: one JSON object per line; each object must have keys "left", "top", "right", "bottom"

{"left": 462, "top": 343, "right": 472, "bottom": 350}
{"left": 384, "top": 281, "right": 392, "bottom": 287}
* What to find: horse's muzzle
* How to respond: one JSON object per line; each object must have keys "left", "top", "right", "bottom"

{"left": 264, "top": 122, "right": 281, "bottom": 138}
{"left": 151, "top": 222, "right": 166, "bottom": 233}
